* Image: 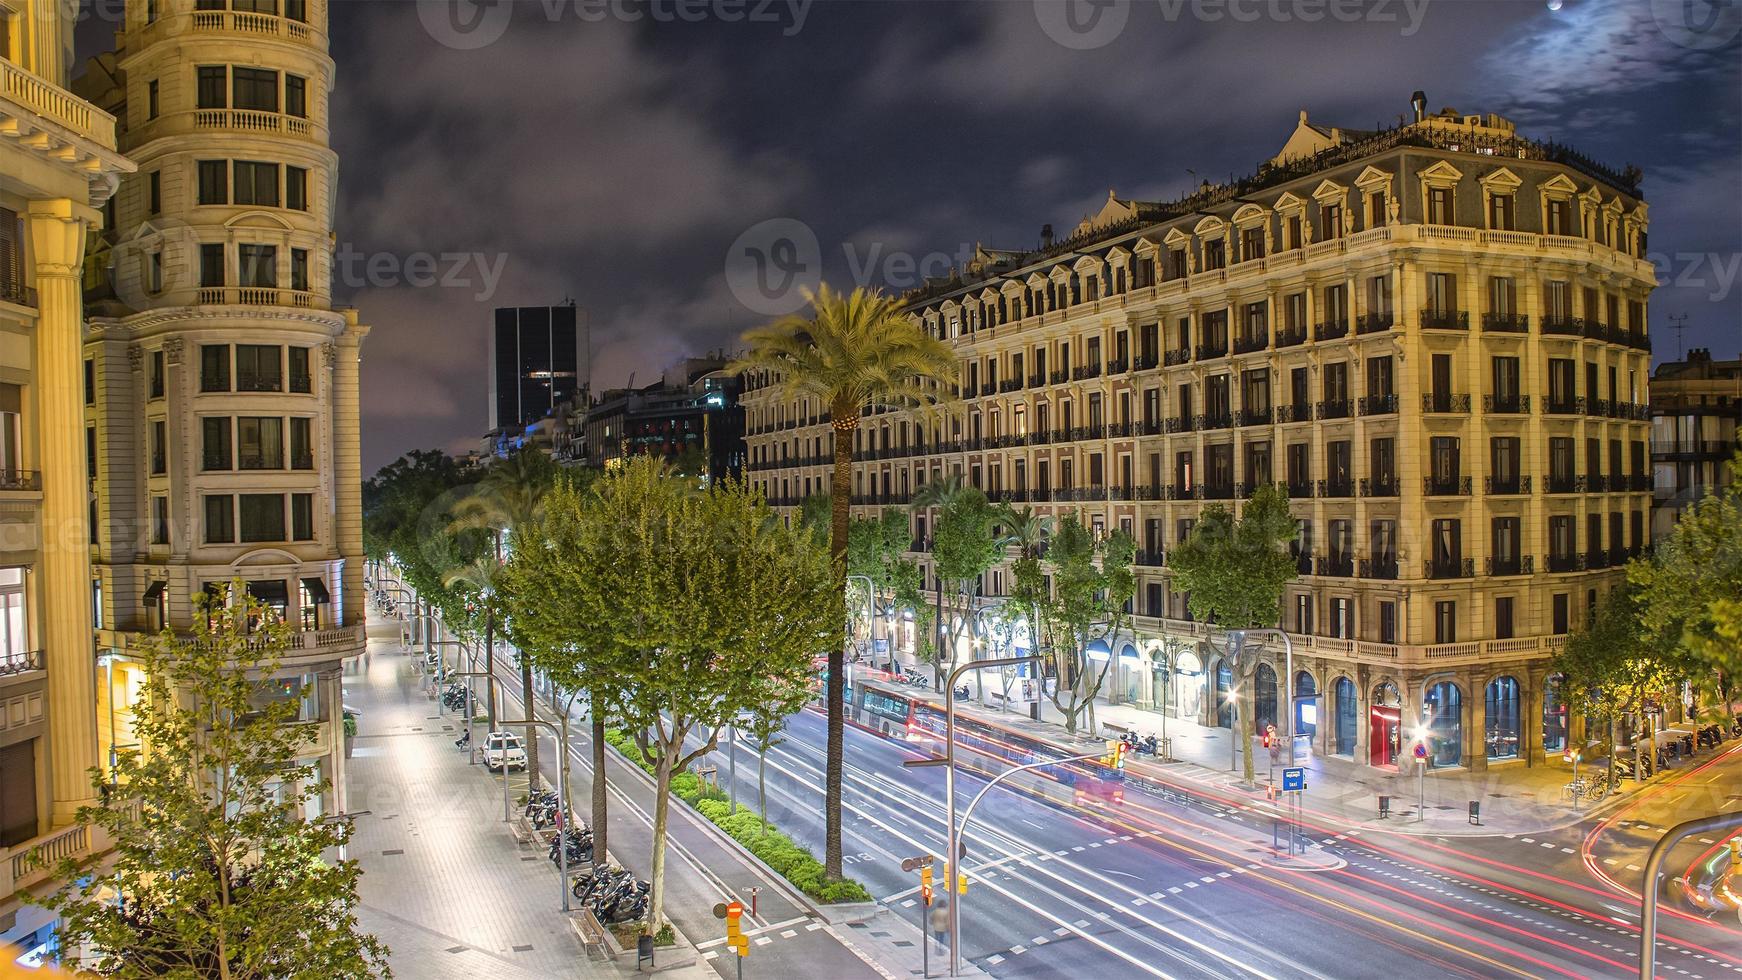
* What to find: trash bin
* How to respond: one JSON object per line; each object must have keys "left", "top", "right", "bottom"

{"left": 1378, "top": 795, "right": 1392, "bottom": 819}
{"left": 1468, "top": 800, "right": 1481, "bottom": 825}
{"left": 637, "top": 935, "right": 654, "bottom": 971}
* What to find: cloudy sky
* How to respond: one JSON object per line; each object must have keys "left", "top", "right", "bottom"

{"left": 85, "top": 1, "right": 1742, "bottom": 472}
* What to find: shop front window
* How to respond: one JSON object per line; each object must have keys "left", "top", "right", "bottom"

{"left": 1424, "top": 681, "right": 1464, "bottom": 768}
{"left": 1485, "top": 676, "right": 1521, "bottom": 760}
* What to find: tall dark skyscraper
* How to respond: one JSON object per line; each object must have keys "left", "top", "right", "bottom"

{"left": 490, "top": 303, "right": 586, "bottom": 431}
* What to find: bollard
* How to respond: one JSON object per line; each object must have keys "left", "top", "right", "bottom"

{"left": 1378, "top": 795, "right": 1392, "bottom": 819}
{"left": 1469, "top": 800, "right": 1481, "bottom": 826}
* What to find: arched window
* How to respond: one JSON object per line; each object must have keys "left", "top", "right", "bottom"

{"left": 1424, "top": 681, "right": 1464, "bottom": 768}
{"left": 1215, "top": 661, "right": 1234, "bottom": 729}
{"left": 1485, "top": 676, "right": 1521, "bottom": 760}
{"left": 1254, "top": 663, "right": 1278, "bottom": 734}
{"left": 1295, "top": 671, "right": 1318, "bottom": 740}
{"left": 1334, "top": 677, "right": 1357, "bottom": 756}
{"left": 1543, "top": 673, "right": 1567, "bottom": 752}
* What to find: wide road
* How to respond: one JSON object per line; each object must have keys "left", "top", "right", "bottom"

{"left": 704, "top": 705, "right": 1742, "bottom": 979}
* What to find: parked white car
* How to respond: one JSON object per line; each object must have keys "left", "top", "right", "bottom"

{"left": 483, "top": 732, "right": 527, "bottom": 772}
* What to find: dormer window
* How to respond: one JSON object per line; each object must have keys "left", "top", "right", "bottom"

{"left": 1488, "top": 193, "right": 1514, "bottom": 231}
{"left": 1427, "top": 187, "right": 1454, "bottom": 225}
{"left": 1546, "top": 198, "right": 1571, "bottom": 235}
{"left": 1202, "top": 239, "right": 1225, "bottom": 271}
{"left": 1320, "top": 202, "right": 1342, "bottom": 240}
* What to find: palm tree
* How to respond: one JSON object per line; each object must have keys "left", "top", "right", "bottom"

{"left": 732, "top": 283, "right": 956, "bottom": 879}
{"left": 449, "top": 450, "right": 559, "bottom": 789}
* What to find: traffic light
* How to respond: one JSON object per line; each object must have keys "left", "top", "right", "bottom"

{"left": 1104, "top": 740, "right": 1120, "bottom": 767}
{"left": 920, "top": 865, "right": 934, "bottom": 905}
{"left": 1112, "top": 740, "right": 1127, "bottom": 770}
{"left": 1730, "top": 838, "right": 1740, "bottom": 869}
{"left": 724, "top": 900, "right": 748, "bottom": 958}
{"left": 1262, "top": 728, "right": 1274, "bottom": 750}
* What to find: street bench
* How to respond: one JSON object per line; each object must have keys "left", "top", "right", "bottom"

{"left": 574, "top": 907, "right": 609, "bottom": 961}
{"left": 1101, "top": 722, "right": 1133, "bottom": 740}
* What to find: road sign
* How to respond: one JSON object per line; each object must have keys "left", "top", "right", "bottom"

{"left": 1413, "top": 742, "right": 1428, "bottom": 761}
{"left": 1282, "top": 767, "right": 1305, "bottom": 792}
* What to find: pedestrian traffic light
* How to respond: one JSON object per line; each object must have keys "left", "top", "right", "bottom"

{"left": 1262, "top": 727, "right": 1274, "bottom": 750}
{"left": 921, "top": 865, "right": 934, "bottom": 905}
{"left": 722, "top": 900, "right": 748, "bottom": 958}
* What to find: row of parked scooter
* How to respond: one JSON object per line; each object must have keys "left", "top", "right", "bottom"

{"left": 1116, "top": 730, "right": 1165, "bottom": 757}
{"left": 441, "top": 683, "right": 476, "bottom": 715}
{"left": 527, "top": 792, "right": 652, "bottom": 924}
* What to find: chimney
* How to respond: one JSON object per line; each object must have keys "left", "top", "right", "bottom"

{"left": 1041, "top": 224, "right": 1054, "bottom": 248}
{"left": 1411, "top": 90, "right": 1427, "bottom": 123}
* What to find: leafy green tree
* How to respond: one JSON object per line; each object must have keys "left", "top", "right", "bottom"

{"left": 1015, "top": 513, "right": 1136, "bottom": 735}
{"left": 1166, "top": 484, "right": 1298, "bottom": 783}
{"left": 1630, "top": 453, "right": 1742, "bottom": 720}
{"left": 732, "top": 283, "right": 956, "bottom": 878}
{"left": 738, "top": 676, "right": 812, "bottom": 831}
{"left": 846, "top": 508, "right": 912, "bottom": 659}
{"left": 498, "top": 476, "right": 623, "bottom": 870}
{"left": 543, "top": 458, "right": 838, "bottom": 933}
{"left": 1553, "top": 580, "right": 1683, "bottom": 784}
{"left": 362, "top": 449, "right": 484, "bottom": 631}
{"left": 925, "top": 486, "right": 1005, "bottom": 685}
{"left": 798, "top": 491, "right": 833, "bottom": 548}
{"left": 448, "top": 450, "right": 560, "bottom": 788}
{"left": 36, "top": 590, "right": 389, "bottom": 979}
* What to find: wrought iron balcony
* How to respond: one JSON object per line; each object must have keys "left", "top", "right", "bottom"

{"left": 1163, "top": 349, "right": 1191, "bottom": 367}
{"left": 1426, "top": 558, "right": 1475, "bottom": 579}
{"left": 1484, "top": 475, "right": 1530, "bottom": 495}
{"left": 1318, "top": 479, "right": 1354, "bottom": 499}
{"left": 1486, "top": 555, "right": 1534, "bottom": 576}
{"left": 1546, "top": 553, "right": 1584, "bottom": 573}
{"left": 1050, "top": 369, "right": 1070, "bottom": 385}
{"left": 1359, "top": 476, "right": 1399, "bottom": 497}
{"left": 999, "top": 378, "right": 1023, "bottom": 393}
{"left": 1105, "top": 421, "right": 1133, "bottom": 438}
{"left": 1194, "top": 343, "right": 1228, "bottom": 361}
{"left": 1233, "top": 334, "right": 1268, "bottom": 355}
{"left": 1359, "top": 558, "right": 1399, "bottom": 580}
{"left": 980, "top": 383, "right": 996, "bottom": 397}
{"left": 1315, "top": 319, "right": 1349, "bottom": 341}
{"left": 1285, "top": 481, "right": 1314, "bottom": 499}
{"left": 1135, "top": 549, "right": 1166, "bottom": 567}
{"left": 1420, "top": 308, "right": 1470, "bottom": 330}
{"left": 1541, "top": 315, "right": 1584, "bottom": 336}
{"left": 1483, "top": 394, "right": 1529, "bottom": 414}
{"left": 1317, "top": 555, "right": 1355, "bottom": 577}
{"left": 1358, "top": 394, "right": 1397, "bottom": 416}
{"left": 1201, "top": 483, "right": 1235, "bottom": 500}
{"left": 1165, "top": 417, "right": 1194, "bottom": 433}
{"left": 1316, "top": 399, "right": 1351, "bottom": 420}
{"left": 1072, "top": 364, "right": 1103, "bottom": 381}
{"left": 1197, "top": 414, "right": 1233, "bottom": 431}
{"left": 1276, "top": 404, "right": 1311, "bottom": 423}
{"left": 1356, "top": 312, "right": 1394, "bottom": 335}
{"left": 1422, "top": 392, "right": 1472, "bottom": 413}
{"left": 1275, "top": 325, "right": 1308, "bottom": 348}
{"left": 1481, "top": 312, "right": 1530, "bottom": 333}
{"left": 1544, "top": 396, "right": 1586, "bottom": 415}
{"left": 1133, "top": 353, "right": 1159, "bottom": 371}
{"left": 1029, "top": 373, "right": 1047, "bottom": 388}
{"left": 1105, "top": 357, "right": 1129, "bottom": 374}
{"left": 1423, "top": 476, "right": 1472, "bottom": 496}
{"left": 1238, "top": 407, "right": 1273, "bottom": 427}
{"left": 0, "top": 470, "right": 42, "bottom": 491}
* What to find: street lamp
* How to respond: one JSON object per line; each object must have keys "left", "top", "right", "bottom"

{"left": 1225, "top": 686, "right": 1240, "bottom": 772}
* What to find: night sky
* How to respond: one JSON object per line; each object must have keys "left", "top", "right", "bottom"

{"left": 79, "top": 1, "right": 1742, "bottom": 472}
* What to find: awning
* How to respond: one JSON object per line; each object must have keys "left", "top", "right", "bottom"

{"left": 246, "top": 579, "right": 289, "bottom": 605}
{"left": 141, "top": 580, "right": 166, "bottom": 604}
{"left": 301, "top": 577, "right": 330, "bottom": 603}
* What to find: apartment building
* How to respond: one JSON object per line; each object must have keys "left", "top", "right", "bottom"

{"left": 0, "top": 0, "right": 135, "bottom": 954}
{"left": 76, "top": 0, "right": 366, "bottom": 822}
{"left": 1649, "top": 348, "right": 1741, "bottom": 538}
{"left": 742, "top": 96, "right": 1654, "bottom": 775}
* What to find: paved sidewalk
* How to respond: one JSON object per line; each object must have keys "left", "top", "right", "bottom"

{"left": 902, "top": 681, "right": 1681, "bottom": 837}
{"left": 343, "top": 619, "right": 701, "bottom": 979}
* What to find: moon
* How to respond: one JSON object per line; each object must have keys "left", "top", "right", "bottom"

{"left": 1547, "top": 0, "right": 1563, "bottom": 9}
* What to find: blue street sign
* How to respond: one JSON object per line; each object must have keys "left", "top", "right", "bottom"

{"left": 1281, "top": 767, "right": 1306, "bottom": 792}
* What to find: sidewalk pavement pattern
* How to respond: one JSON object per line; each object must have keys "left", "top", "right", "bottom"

{"left": 905, "top": 671, "right": 1651, "bottom": 837}
{"left": 343, "top": 620, "right": 713, "bottom": 980}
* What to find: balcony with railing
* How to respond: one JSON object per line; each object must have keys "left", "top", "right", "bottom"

{"left": 1106, "top": 357, "right": 1130, "bottom": 374}
{"left": 1482, "top": 312, "right": 1530, "bottom": 333}
{"left": 1584, "top": 550, "right": 1611, "bottom": 570}
{"left": 1544, "top": 396, "right": 1585, "bottom": 416}
{"left": 197, "top": 287, "right": 319, "bottom": 309}
{"left": 1422, "top": 392, "right": 1471, "bottom": 414}
{"left": 1, "top": 56, "right": 117, "bottom": 146}
{"left": 190, "top": 108, "right": 316, "bottom": 139}
{"left": 1072, "top": 363, "right": 1103, "bottom": 381}
{"left": 1316, "top": 399, "right": 1351, "bottom": 420}
{"left": 1233, "top": 334, "right": 1269, "bottom": 355}
{"left": 1483, "top": 394, "right": 1529, "bottom": 414}
{"left": 1197, "top": 414, "right": 1233, "bottom": 431}
{"left": 1105, "top": 421, "right": 1133, "bottom": 439}
{"left": 998, "top": 378, "right": 1023, "bottom": 394}
{"left": 1546, "top": 553, "right": 1583, "bottom": 573}
{"left": 0, "top": 649, "right": 43, "bottom": 678}
{"left": 1050, "top": 369, "right": 1070, "bottom": 385}
{"left": 1194, "top": 343, "right": 1228, "bottom": 361}
{"left": 1318, "top": 479, "right": 1354, "bottom": 499}
{"left": 1420, "top": 308, "right": 1469, "bottom": 331}
{"left": 1426, "top": 557, "right": 1475, "bottom": 579}
{"left": 1165, "top": 416, "right": 1195, "bottom": 433}
{"left": 1135, "top": 550, "right": 1166, "bottom": 567}
{"left": 1277, "top": 404, "right": 1311, "bottom": 424}
{"left": 1238, "top": 407, "right": 1273, "bottom": 427}
{"left": 1028, "top": 373, "right": 1046, "bottom": 388}
{"left": 1358, "top": 394, "right": 1397, "bottom": 416}
{"left": 1359, "top": 557, "right": 1399, "bottom": 580}
{"left": 1423, "top": 475, "right": 1472, "bottom": 496}
{"left": 1292, "top": 551, "right": 1314, "bottom": 575}
{"left": 1486, "top": 555, "right": 1534, "bottom": 577}
{"left": 1543, "top": 473, "right": 1580, "bottom": 493}
{"left": 1355, "top": 311, "right": 1393, "bottom": 335}
{"left": 1133, "top": 353, "right": 1159, "bottom": 371}
{"left": 1163, "top": 348, "right": 1191, "bottom": 367}
{"left": 1317, "top": 554, "right": 1355, "bottom": 577}
{"left": 1485, "top": 475, "right": 1531, "bottom": 495}
{"left": 1275, "top": 325, "right": 1308, "bottom": 348}
{"left": 1314, "top": 319, "right": 1349, "bottom": 342}
{"left": 1541, "top": 315, "right": 1584, "bottom": 336}
{"left": 187, "top": 7, "right": 319, "bottom": 43}
{"left": 1359, "top": 476, "right": 1399, "bottom": 497}
{"left": 0, "top": 471, "right": 41, "bottom": 492}
{"left": 1285, "top": 481, "right": 1315, "bottom": 499}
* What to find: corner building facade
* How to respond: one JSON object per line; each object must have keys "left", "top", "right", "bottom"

{"left": 743, "top": 105, "right": 1654, "bottom": 774}
{"left": 78, "top": 0, "right": 364, "bottom": 817}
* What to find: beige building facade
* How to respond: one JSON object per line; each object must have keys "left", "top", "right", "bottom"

{"left": 1649, "top": 348, "right": 1740, "bottom": 539}
{"left": 0, "top": 0, "right": 135, "bottom": 951}
{"left": 77, "top": 0, "right": 365, "bottom": 821}
{"left": 744, "top": 102, "right": 1654, "bottom": 775}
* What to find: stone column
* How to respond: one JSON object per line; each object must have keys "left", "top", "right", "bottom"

{"left": 330, "top": 314, "right": 369, "bottom": 628}
{"left": 29, "top": 199, "right": 100, "bottom": 827}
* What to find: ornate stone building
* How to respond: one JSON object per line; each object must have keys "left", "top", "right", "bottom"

{"left": 1649, "top": 348, "right": 1740, "bottom": 539}
{"left": 742, "top": 99, "right": 1654, "bottom": 775}
{"left": 0, "top": 0, "right": 134, "bottom": 952}
{"left": 77, "top": 0, "right": 365, "bottom": 819}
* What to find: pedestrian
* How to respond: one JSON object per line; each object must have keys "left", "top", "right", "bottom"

{"left": 929, "top": 899, "right": 948, "bottom": 948}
